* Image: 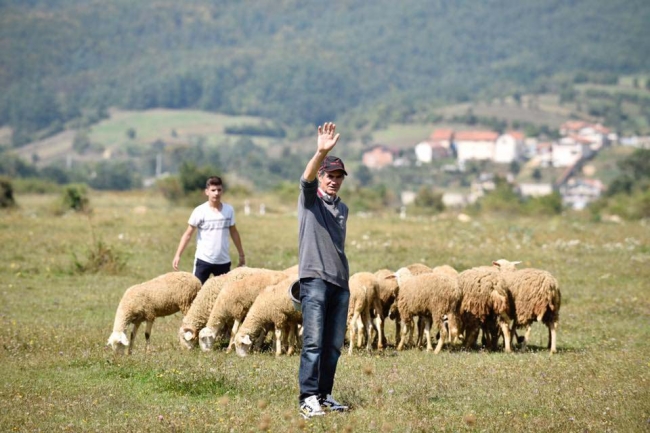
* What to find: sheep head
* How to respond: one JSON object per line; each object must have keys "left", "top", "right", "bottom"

{"left": 234, "top": 333, "right": 253, "bottom": 357}
{"left": 198, "top": 327, "right": 217, "bottom": 352}
{"left": 107, "top": 331, "right": 129, "bottom": 354}
{"left": 178, "top": 326, "right": 198, "bottom": 350}
{"left": 492, "top": 259, "right": 521, "bottom": 271}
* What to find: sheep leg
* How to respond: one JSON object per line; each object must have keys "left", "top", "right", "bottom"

{"left": 356, "top": 315, "right": 365, "bottom": 348}
{"left": 128, "top": 322, "right": 141, "bottom": 355}
{"left": 464, "top": 326, "right": 480, "bottom": 350}
{"left": 499, "top": 316, "right": 512, "bottom": 353}
{"left": 548, "top": 321, "right": 558, "bottom": 354}
{"left": 423, "top": 317, "right": 433, "bottom": 352}
{"left": 373, "top": 313, "right": 384, "bottom": 350}
{"left": 434, "top": 321, "right": 446, "bottom": 354}
{"left": 406, "top": 321, "right": 415, "bottom": 348}
{"left": 363, "top": 310, "right": 373, "bottom": 350}
{"left": 286, "top": 324, "right": 296, "bottom": 356}
{"left": 274, "top": 327, "right": 283, "bottom": 356}
{"left": 144, "top": 320, "right": 154, "bottom": 354}
{"left": 226, "top": 319, "right": 241, "bottom": 353}
{"left": 253, "top": 328, "right": 267, "bottom": 351}
{"left": 348, "top": 312, "right": 359, "bottom": 355}
{"left": 397, "top": 318, "right": 411, "bottom": 351}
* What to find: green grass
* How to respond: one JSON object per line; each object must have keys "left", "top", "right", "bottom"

{"left": 1, "top": 192, "right": 649, "bottom": 432}
{"left": 89, "top": 109, "right": 269, "bottom": 147}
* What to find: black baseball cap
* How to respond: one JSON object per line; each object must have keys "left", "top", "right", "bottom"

{"left": 319, "top": 156, "right": 348, "bottom": 175}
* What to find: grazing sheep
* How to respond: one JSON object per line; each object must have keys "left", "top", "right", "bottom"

{"left": 347, "top": 272, "right": 383, "bottom": 354}
{"left": 178, "top": 267, "right": 266, "bottom": 349}
{"left": 458, "top": 266, "right": 514, "bottom": 352}
{"left": 395, "top": 272, "right": 462, "bottom": 353}
{"left": 107, "top": 272, "right": 202, "bottom": 354}
{"left": 492, "top": 259, "right": 561, "bottom": 353}
{"left": 233, "top": 276, "right": 303, "bottom": 357}
{"left": 199, "top": 270, "right": 289, "bottom": 352}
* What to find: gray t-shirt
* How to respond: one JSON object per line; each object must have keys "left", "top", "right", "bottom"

{"left": 297, "top": 177, "right": 349, "bottom": 290}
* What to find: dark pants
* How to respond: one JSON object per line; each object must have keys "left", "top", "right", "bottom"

{"left": 193, "top": 258, "right": 231, "bottom": 284}
{"left": 298, "top": 278, "right": 350, "bottom": 402}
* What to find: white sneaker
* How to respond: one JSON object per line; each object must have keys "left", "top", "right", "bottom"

{"left": 299, "top": 395, "right": 326, "bottom": 419}
{"left": 319, "top": 394, "right": 349, "bottom": 412}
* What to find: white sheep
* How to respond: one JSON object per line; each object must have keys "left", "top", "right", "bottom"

{"left": 373, "top": 268, "right": 400, "bottom": 347}
{"left": 458, "top": 266, "right": 514, "bottom": 352}
{"left": 198, "top": 269, "right": 289, "bottom": 352}
{"left": 233, "top": 276, "right": 303, "bottom": 357}
{"left": 107, "top": 271, "right": 202, "bottom": 354}
{"left": 178, "top": 266, "right": 266, "bottom": 349}
{"left": 492, "top": 259, "right": 561, "bottom": 353}
{"left": 347, "top": 272, "right": 384, "bottom": 354}
{"left": 395, "top": 271, "right": 462, "bottom": 353}
{"left": 415, "top": 264, "right": 460, "bottom": 347}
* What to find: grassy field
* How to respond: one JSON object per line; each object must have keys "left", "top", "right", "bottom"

{"left": 1, "top": 191, "right": 649, "bottom": 432}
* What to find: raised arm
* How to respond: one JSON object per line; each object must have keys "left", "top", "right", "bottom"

{"left": 303, "top": 122, "right": 340, "bottom": 181}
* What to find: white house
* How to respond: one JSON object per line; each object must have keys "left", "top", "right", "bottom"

{"left": 560, "top": 178, "right": 605, "bottom": 210}
{"left": 552, "top": 136, "right": 593, "bottom": 167}
{"left": 455, "top": 130, "right": 500, "bottom": 164}
{"left": 414, "top": 129, "right": 454, "bottom": 163}
{"left": 494, "top": 131, "right": 525, "bottom": 163}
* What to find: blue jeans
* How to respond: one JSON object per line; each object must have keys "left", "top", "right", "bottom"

{"left": 298, "top": 278, "right": 350, "bottom": 402}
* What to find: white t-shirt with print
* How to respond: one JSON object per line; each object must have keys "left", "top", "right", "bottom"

{"left": 188, "top": 202, "right": 236, "bottom": 265}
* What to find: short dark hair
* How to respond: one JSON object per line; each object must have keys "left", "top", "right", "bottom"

{"left": 205, "top": 176, "right": 223, "bottom": 188}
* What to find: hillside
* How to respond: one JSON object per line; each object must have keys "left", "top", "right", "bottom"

{"left": 1, "top": 0, "right": 649, "bottom": 146}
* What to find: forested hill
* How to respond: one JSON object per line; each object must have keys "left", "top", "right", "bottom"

{"left": 1, "top": 0, "right": 649, "bottom": 143}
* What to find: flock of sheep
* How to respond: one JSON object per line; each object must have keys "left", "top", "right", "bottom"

{"left": 106, "top": 260, "right": 561, "bottom": 357}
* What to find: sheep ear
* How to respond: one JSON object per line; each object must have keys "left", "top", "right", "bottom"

{"left": 117, "top": 333, "right": 129, "bottom": 346}
{"left": 385, "top": 275, "right": 396, "bottom": 280}
{"left": 492, "top": 261, "right": 500, "bottom": 267}
{"left": 241, "top": 335, "right": 252, "bottom": 345}
{"left": 513, "top": 261, "right": 522, "bottom": 266}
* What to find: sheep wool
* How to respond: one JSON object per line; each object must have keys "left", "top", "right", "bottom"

{"left": 492, "top": 259, "right": 561, "bottom": 353}
{"left": 107, "top": 271, "right": 202, "bottom": 354}
{"left": 347, "top": 272, "right": 383, "bottom": 354}
{"left": 178, "top": 266, "right": 267, "bottom": 350}
{"left": 395, "top": 272, "right": 462, "bottom": 354}
{"left": 233, "top": 276, "right": 303, "bottom": 357}
{"left": 199, "top": 270, "right": 289, "bottom": 352}
{"left": 458, "top": 266, "right": 514, "bottom": 352}
{"left": 373, "top": 268, "right": 400, "bottom": 347}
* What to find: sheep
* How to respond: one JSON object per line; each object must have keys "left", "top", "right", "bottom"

{"left": 415, "top": 264, "right": 460, "bottom": 346}
{"left": 373, "top": 268, "right": 400, "bottom": 347}
{"left": 198, "top": 269, "right": 289, "bottom": 352}
{"left": 107, "top": 271, "right": 202, "bottom": 354}
{"left": 492, "top": 259, "right": 561, "bottom": 353}
{"left": 233, "top": 276, "right": 303, "bottom": 357}
{"left": 178, "top": 266, "right": 266, "bottom": 350}
{"left": 457, "top": 266, "right": 514, "bottom": 352}
{"left": 394, "top": 271, "right": 462, "bottom": 353}
{"left": 347, "top": 272, "right": 384, "bottom": 354}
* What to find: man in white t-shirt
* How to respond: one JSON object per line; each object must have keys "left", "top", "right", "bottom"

{"left": 172, "top": 176, "right": 246, "bottom": 284}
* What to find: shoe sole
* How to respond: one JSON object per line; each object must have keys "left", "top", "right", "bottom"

{"left": 300, "top": 411, "right": 325, "bottom": 419}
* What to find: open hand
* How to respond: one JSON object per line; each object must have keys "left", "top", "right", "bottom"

{"left": 317, "top": 122, "right": 340, "bottom": 152}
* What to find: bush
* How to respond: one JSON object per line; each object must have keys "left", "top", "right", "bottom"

{"left": 57, "top": 184, "right": 90, "bottom": 214}
{"left": 524, "top": 192, "right": 563, "bottom": 216}
{"left": 0, "top": 176, "right": 16, "bottom": 208}
{"left": 72, "top": 239, "right": 127, "bottom": 274}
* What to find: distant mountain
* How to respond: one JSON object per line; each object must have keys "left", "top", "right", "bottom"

{"left": 1, "top": 0, "right": 649, "bottom": 141}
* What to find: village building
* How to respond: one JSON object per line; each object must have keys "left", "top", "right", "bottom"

{"left": 361, "top": 144, "right": 398, "bottom": 169}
